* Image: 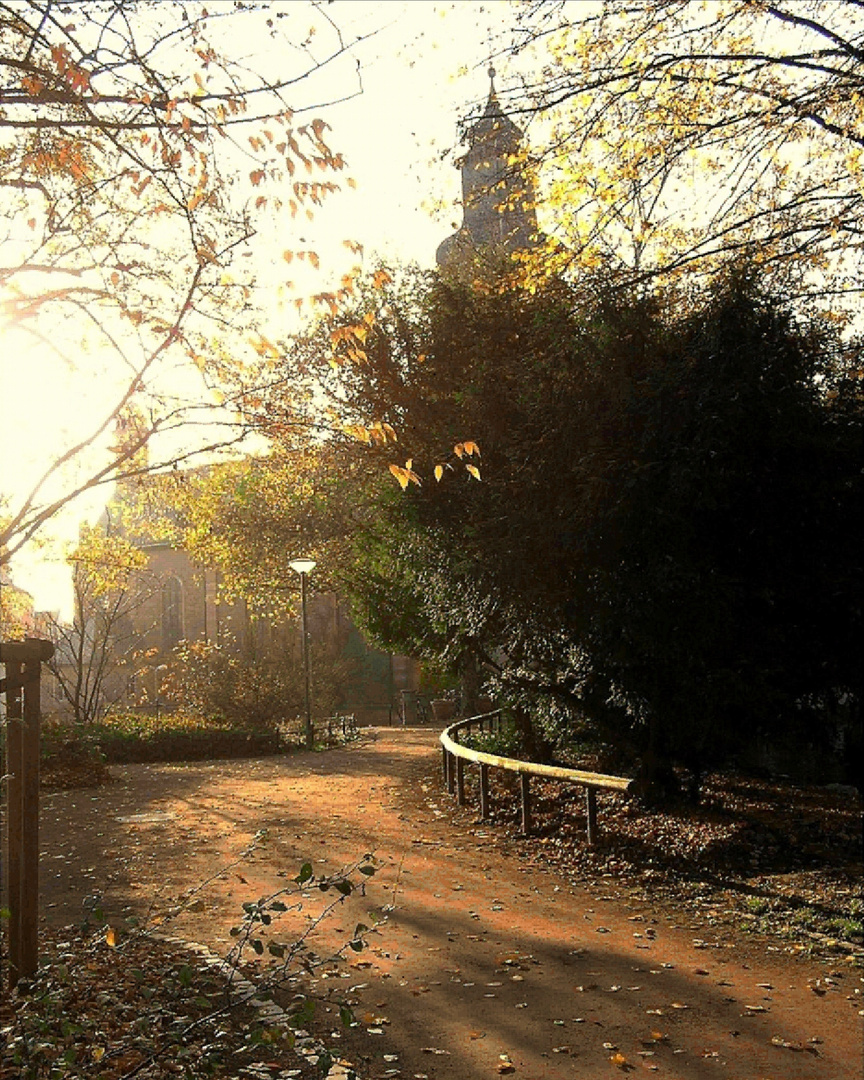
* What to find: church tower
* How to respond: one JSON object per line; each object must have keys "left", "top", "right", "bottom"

{"left": 436, "top": 67, "right": 539, "bottom": 271}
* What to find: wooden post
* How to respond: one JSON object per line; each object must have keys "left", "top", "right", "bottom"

{"left": 479, "top": 762, "right": 490, "bottom": 820}
{"left": 4, "top": 658, "right": 23, "bottom": 988}
{"left": 442, "top": 744, "right": 449, "bottom": 786}
{"left": 520, "top": 773, "right": 532, "bottom": 836}
{"left": 446, "top": 751, "right": 455, "bottom": 794}
{"left": 2, "top": 638, "right": 53, "bottom": 988}
{"left": 456, "top": 755, "right": 466, "bottom": 806}
{"left": 586, "top": 786, "right": 598, "bottom": 846}
{"left": 20, "top": 655, "right": 41, "bottom": 983}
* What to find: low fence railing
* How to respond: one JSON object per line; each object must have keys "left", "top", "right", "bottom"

{"left": 439, "top": 710, "right": 634, "bottom": 844}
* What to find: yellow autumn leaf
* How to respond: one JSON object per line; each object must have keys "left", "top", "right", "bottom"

{"left": 462, "top": 440, "right": 481, "bottom": 457}
{"left": 405, "top": 458, "right": 412, "bottom": 471}
{"left": 283, "top": 250, "right": 293, "bottom": 262}
{"left": 105, "top": 926, "right": 118, "bottom": 947}
{"left": 466, "top": 464, "right": 481, "bottom": 481}
{"left": 454, "top": 442, "right": 464, "bottom": 458}
{"left": 389, "top": 464, "right": 410, "bottom": 490}
{"left": 434, "top": 464, "right": 444, "bottom": 482}
{"left": 389, "top": 464, "right": 421, "bottom": 489}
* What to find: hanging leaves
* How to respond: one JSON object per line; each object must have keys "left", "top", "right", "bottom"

{"left": 389, "top": 463, "right": 421, "bottom": 490}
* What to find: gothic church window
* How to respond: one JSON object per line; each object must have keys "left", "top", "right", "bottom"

{"left": 161, "top": 577, "right": 183, "bottom": 651}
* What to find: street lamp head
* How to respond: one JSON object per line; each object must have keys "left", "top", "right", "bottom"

{"left": 289, "top": 558, "right": 316, "bottom": 575}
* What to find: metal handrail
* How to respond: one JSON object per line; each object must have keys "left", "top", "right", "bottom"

{"left": 439, "top": 710, "right": 634, "bottom": 843}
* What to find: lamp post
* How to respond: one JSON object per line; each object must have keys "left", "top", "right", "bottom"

{"left": 289, "top": 558, "right": 316, "bottom": 750}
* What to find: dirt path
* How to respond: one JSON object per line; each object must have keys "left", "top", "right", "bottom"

{"left": 40, "top": 729, "right": 861, "bottom": 1079}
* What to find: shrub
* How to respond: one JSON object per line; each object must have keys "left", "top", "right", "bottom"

{"left": 89, "top": 710, "right": 285, "bottom": 763}
{"left": 461, "top": 719, "right": 522, "bottom": 759}
{"left": 162, "top": 637, "right": 356, "bottom": 732}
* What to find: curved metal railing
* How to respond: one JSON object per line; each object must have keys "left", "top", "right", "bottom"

{"left": 439, "top": 710, "right": 633, "bottom": 844}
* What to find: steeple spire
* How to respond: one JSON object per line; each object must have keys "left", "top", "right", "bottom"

{"left": 435, "top": 66, "right": 540, "bottom": 273}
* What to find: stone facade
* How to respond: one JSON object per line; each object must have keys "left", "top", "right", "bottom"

{"left": 123, "top": 536, "right": 418, "bottom": 726}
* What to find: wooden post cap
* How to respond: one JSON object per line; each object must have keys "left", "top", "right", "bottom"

{"left": 0, "top": 638, "right": 55, "bottom": 663}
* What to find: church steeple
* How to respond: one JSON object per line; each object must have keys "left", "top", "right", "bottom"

{"left": 436, "top": 67, "right": 538, "bottom": 271}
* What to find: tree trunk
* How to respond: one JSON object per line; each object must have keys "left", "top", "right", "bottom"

{"left": 459, "top": 650, "right": 481, "bottom": 718}
{"left": 513, "top": 705, "right": 550, "bottom": 763}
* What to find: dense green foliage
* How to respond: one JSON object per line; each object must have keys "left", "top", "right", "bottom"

{"left": 298, "top": 267, "right": 862, "bottom": 797}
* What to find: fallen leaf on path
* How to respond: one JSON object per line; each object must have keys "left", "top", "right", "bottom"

{"left": 421, "top": 1048, "right": 450, "bottom": 1055}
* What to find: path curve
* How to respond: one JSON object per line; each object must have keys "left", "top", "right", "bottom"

{"left": 39, "top": 729, "right": 861, "bottom": 1079}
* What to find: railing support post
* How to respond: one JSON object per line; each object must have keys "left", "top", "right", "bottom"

{"left": 586, "top": 786, "right": 598, "bottom": 846}
{"left": 520, "top": 773, "right": 532, "bottom": 836}
{"left": 447, "top": 751, "right": 455, "bottom": 794}
{"left": 442, "top": 744, "right": 449, "bottom": 786}
{"left": 479, "top": 762, "right": 490, "bottom": 820}
{"left": 456, "top": 755, "right": 466, "bottom": 806}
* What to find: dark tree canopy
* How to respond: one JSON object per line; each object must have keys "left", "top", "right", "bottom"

{"left": 270, "top": 263, "right": 862, "bottom": 794}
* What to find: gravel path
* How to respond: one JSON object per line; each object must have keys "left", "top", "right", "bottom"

{"left": 39, "top": 728, "right": 862, "bottom": 1079}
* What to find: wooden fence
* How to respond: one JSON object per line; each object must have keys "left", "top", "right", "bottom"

{"left": 1, "top": 637, "right": 54, "bottom": 988}
{"left": 440, "top": 710, "right": 633, "bottom": 844}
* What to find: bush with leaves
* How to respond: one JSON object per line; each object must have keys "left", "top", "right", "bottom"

{"left": 164, "top": 634, "right": 357, "bottom": 734}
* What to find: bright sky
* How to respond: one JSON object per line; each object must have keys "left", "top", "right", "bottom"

{"left": 1, "top": 1, "right": 511, "bottom": 619}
